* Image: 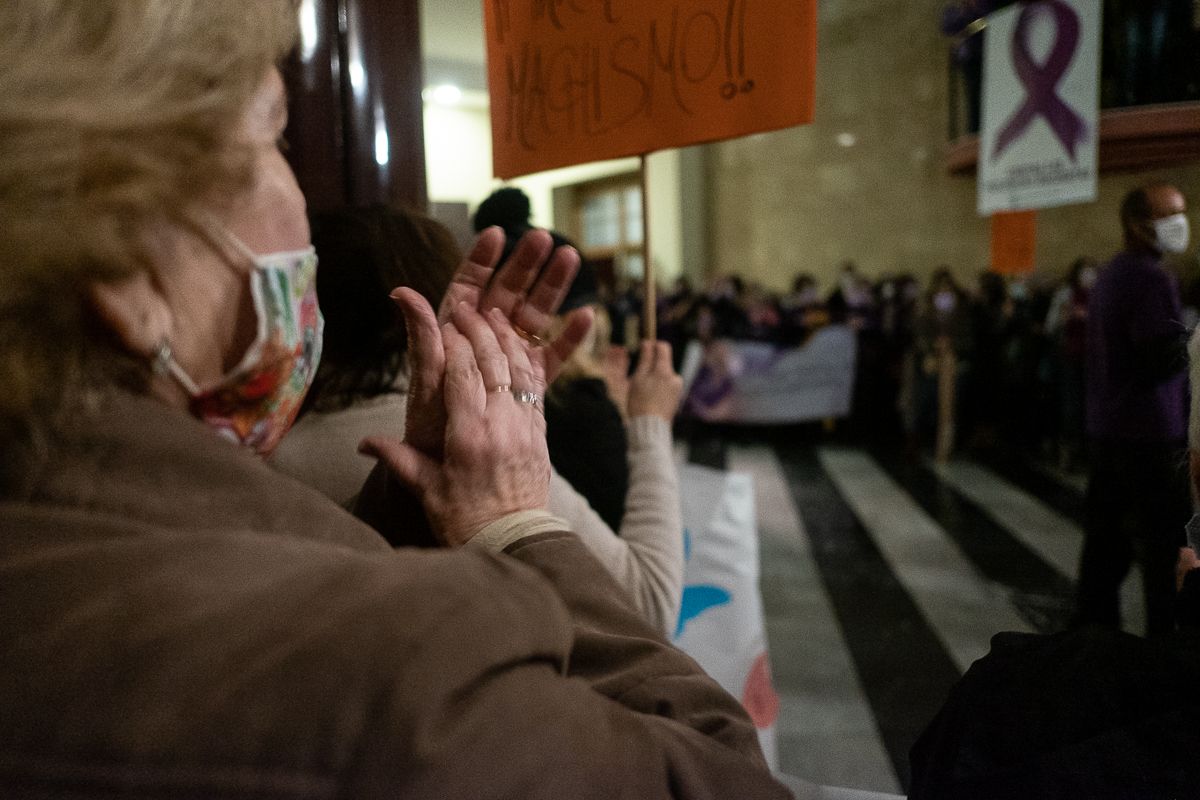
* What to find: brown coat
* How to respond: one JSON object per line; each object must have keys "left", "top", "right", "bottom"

{"left": 0, "top": 393, "right": 788, "bottom": 798}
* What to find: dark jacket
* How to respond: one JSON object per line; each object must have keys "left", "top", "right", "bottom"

{"left": 0, "top": 392, "right": 787, "bottom": 798}
{"left": 909, "top": 625, "right": 1200, "bottom": 799}
{"left": 1085, "top": 250, "right": 1188, "bottom": 443}
{"left": 546, "top": 376, "right": 629, "bottom": 532}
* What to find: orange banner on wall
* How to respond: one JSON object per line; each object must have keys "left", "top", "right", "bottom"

{"left": 990, "top": 210, "right": 1038, "bottom": 275}
{"left": 484, "top": 0, "right": 817, "bottom": 179}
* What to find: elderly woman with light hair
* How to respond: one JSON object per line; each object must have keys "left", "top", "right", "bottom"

{"left": 0, "top": 2, "right": 788, "bottom": 797}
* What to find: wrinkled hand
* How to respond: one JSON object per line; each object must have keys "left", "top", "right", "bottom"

{"left": 627, "top": 340, "right": 683, "bottom": 421}
{"left": 361, "top": 299, "right": 552, "bottom": 546}
{"left": 391, "top": 286, "right": 445, "bottom": 451}
{"left": 402, "top": 227, "right": 591, "bottom": 456}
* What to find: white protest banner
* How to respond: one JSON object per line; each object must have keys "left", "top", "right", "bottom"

{"left": 674, "top": 463, "right": 779, "bottom": 770}
{"left": 978, "top": 0, "right": 1100, "bottom": 214}
{"left": 683, "top": 326, "right": 859, "bottom": 424}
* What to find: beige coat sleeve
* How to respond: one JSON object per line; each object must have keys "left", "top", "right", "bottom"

{"left": 545, "top": 415, "right": 683, "bottom": 636}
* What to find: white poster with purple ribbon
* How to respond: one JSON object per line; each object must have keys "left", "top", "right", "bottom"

{"left": 978, "top": 0, "right": 1100, "bottom": 214}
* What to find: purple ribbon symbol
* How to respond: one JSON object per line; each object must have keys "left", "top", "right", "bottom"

{"left": 993, "top": 0, "right": 1088, "bottom": 162}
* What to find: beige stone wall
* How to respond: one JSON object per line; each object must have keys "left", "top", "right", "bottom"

{"left": 706, "top": 0, "right": 1200, "bottom": 293}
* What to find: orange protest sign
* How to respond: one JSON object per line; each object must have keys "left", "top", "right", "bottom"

{"left": 990, "top": 210, "right": 1038, "bottom": 275}
{"left": 484, "top": 0, "right": 817, "bottom": 179}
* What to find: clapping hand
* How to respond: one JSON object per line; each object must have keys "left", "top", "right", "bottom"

{"left": 399, "top": 227, "right": 592, "bottom": 458}
{"left": 359, "top": 227, "right": 595, "bottom": 545}
{"left": 362, "top": 299, "right": 555, "bottom": 545}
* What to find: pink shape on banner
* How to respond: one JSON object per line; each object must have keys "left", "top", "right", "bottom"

{"left": 741, "top": 651, "right": 780, "bottom": 729}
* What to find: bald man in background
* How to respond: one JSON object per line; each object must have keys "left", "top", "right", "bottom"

{"left": 1077, "top": 183, "right": 1193, "bottom": 637}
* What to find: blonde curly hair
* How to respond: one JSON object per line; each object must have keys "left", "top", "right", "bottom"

{"left": 0, "top": 0, "right": 298, "bottom": 472}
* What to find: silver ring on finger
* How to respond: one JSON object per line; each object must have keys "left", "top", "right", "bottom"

{"left": 511, "top": 388, "right": 544, "bottom": 413}
{"left": 489, "top": 384, "right": 512, "bottom": 394}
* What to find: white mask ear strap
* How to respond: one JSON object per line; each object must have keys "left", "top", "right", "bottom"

{"left": 193, "top": 211, "right": 260, "bottom": 267}
{"left": 210, "top": 224, "right": 316, "bottom": 268}
{"left": 152, "top": 339, "right": 201, "bottom": 396}
{"left": 217, "top": 228, "right": 261, "bottom": 267}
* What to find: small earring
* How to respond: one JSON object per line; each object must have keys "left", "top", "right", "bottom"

{"left": 151, "top": 339, "right": 173, "bottom": 377}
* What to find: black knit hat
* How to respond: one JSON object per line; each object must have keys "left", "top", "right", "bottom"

{"left": 472, "top": 187, "right": 531, "bottom": 234}
{"left": 559, "top": 256, "right": 598, "bottom": 313}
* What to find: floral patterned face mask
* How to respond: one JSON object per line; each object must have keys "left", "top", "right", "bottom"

{"left": 156, "top": 234, "right": 323, "bottom": 457}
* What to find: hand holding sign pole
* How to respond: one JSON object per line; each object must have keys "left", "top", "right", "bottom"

{"left": 484, "top": 0, "right": 817, "bottom": 341}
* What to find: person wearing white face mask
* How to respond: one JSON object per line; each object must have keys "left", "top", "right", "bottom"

{"left": 1076, "top": 182, "right": 1193, "bottom": 638}
{"left": 1152, "top": 208, "right": 1191, "bottom": 256}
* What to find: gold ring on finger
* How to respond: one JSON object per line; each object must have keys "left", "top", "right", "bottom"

{"left": 512, "top": 324, "right": 546, "bottom": 348}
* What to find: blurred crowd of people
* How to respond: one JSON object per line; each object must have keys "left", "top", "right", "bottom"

{"left": 604, "top": 252, "right": 1197, "bottom": 471}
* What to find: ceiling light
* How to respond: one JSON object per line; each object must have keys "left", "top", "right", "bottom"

{"left": 374, "top": 126, "right": 390, "bottom": 167}
{"left": 348, "top": 60, "right": 366, "bottom": 94}
{"left": 836, "top": 132, "right": 858, "bottom": 148}
{"left": 298, "top": 0, "right": 319, "bottom": 61}
{"left": 424, "top": 84, "right": 464, "bottom": 106}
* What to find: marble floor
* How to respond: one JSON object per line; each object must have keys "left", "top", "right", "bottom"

{"left": 681, "top": 431, "right": 1145, "bottom": 796}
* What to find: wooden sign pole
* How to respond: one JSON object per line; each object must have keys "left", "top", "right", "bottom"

{"left": 640, "top": 153, "right": 657, "bottom": 341}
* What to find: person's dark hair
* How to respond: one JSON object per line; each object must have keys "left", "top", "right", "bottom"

{"left": 473, "top": 187, "right": 532, "bottom": 234}
{"left": 305, "top": 205, "right": 461, "bottom": 414}
{"left": 928, "top": 266, "right": 958, "bottom": 295}
{"left": 1066, "top": 256, "right": 1094, "bottom": 289}
{"left": 560, "top": 259, "right": 600, "bottom": 313}
{"left": 978, "top": 270, "right": 1007, "bottom": 307}
{"left": 1120, "top": 186, "right": 1154, "bottom": 234}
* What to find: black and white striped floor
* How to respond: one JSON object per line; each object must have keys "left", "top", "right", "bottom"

{"left": 685, "top": 437, "right": 1144, "bottom": 796}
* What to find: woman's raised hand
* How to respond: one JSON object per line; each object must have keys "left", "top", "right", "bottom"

{"left": 627, "top": 340, "right": 684, "bottom": 422}
{"left": 402, "top": 227, "right": 592, "bottom": 456}
{"left": 361, "top": 298, "right": 554, "bottom": 546}
{"left": 602, "top": 345, "right": 631, "bottom": 418}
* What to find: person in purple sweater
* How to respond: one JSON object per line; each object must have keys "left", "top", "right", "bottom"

{"left": 1077, "top": 182, "right": 1193, "bottom": 637}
